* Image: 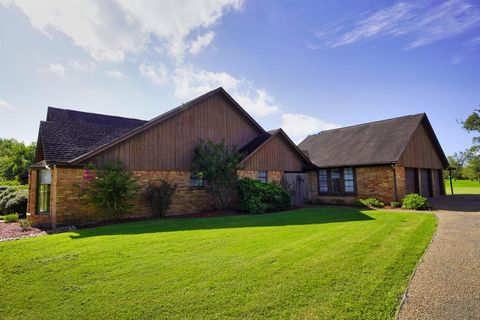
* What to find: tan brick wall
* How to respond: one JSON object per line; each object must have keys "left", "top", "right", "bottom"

{"left": 394, "top": 166, "right": 406, "bottom": 200}
{"left": 309, "top": 166, "right": 399, "bottom": 205}
{"left": 237, "top": 170, "right": 282, "bottom": 184}
{"left": 356, "top": 166, "right": 396, "bottom": 203}
{"left": 53, "top": 168, "right": 217, "bottom": 226}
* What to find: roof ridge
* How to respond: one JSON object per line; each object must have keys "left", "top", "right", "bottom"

{"left": 47, "top": 106, "right": 147, "bottom": 122}
{"left": 314, "top": 113, "right": 426, "bottom": 135}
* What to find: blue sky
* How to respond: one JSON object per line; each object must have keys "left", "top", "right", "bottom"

{"left": 0, "top": 0, "right": 479, "bottom": 156}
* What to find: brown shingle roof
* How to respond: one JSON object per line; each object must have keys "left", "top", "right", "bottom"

{"left": 298, "top": 113, "right": 446, "bottom": 168}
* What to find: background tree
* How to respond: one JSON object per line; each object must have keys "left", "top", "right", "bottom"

{"left": 0, "top": 138, "right": 36, "bottom": 183}
{"left": 192, "top": 140, "right": 243, "bottom": 210}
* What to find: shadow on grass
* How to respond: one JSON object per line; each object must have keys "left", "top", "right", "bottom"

{"left": 69, "top": 206, "right": 374, "bottom": 239}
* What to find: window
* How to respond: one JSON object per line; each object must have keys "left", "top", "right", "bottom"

{"left": 258, "top": 171, "right": 268, "bottom": 183}
{"left": 344, "top": 168, "right": 355, "bottom": 192}
{"left": 331, "top": 169, "right": 341, "bottom": 193}
{"left": 37, "top": 169, "right": 51, "bottom": 214}
{"left": 317, "top": 167, "right": 355, "bottom": 195}
{"left": 190, "top": 172, "right": 204, "bottom": 188}
{"left": 318, "top": 170, "right": 328, "bottom": 193}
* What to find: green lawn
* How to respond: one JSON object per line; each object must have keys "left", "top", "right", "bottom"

{"left": 0, "top": 207, "right": 435, "bottom": 319}
{"left": 445, "top": 179, "right": 480, "bottom": 194}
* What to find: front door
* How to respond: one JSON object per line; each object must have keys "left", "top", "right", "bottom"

{"left": 295, "top": 175, "right": 305, "bottom": 205}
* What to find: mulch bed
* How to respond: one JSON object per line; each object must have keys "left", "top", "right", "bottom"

{"left": 0, "top": 221, "right": 46, "bottom": 242}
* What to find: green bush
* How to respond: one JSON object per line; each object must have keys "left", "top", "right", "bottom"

{"left": 144, "top": 180, "right": 177, "bottom": 217}
{"left": 357, "top": 198, "right": 384, "bottom": 208}
{"left": 237, "top": 178, "right": 291, "bottom": 214}
{"left": 3, "top": 213, "right": 19, "bottom": 223}
{"left": 0, "top": 188, "right": 17, "bottom": 213}
{"left": 19, "top": 219, "right": 33, "bottom": 231}
{"left": 4, "top": 190, "right": 27, "bottom": 216}
{"left": 0, "top": 180, "right": 20, "bottom": 186}
{"left": 81, "top": 162, "right": 140, "bottom": 220}
{"left": 390, "top": 201, "right": 401, "bottom": 208}
{"left": 402, "top": 194, "right": 429, "bottom": 210}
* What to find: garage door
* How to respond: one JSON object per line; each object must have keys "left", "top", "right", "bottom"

{"left": 405, "top": 168, "right": 418, "bottom": 194}
{"left": 420, "top": 169, "right": 432, "bottom": 198}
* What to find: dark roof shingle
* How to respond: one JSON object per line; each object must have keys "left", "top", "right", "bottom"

{"left": 298, "top": 113, "right": 427, "bottom": 167}
{"left": 40, "top": 108, "right": 146, "bottom": 163}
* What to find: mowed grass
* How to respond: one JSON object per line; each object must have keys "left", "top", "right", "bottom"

{"left": 0, "top": 207, "right": 435, "bottom": 319}
{"left": 445, "top": 179, "right": 480, "bottom": 194}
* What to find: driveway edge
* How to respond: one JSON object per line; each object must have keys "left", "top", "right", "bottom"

{"left": 395, "top": 210, "right": 439, "bottom": 319}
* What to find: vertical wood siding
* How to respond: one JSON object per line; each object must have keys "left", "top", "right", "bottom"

{"left": 243, "top": 134, "right": 308, "bottom": 171}
{"left": 398, "top": 121, "right": 445, "bottom": 169}
{"left": 91, "top": 94, "right": 263, "bottom": 170}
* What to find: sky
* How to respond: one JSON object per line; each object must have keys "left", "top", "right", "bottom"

{"left": 0, "top": 0, "right": 479, "bottom": 156}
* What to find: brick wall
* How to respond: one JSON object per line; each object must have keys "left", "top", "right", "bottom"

{"left": 309, "top": 165, "right": 400, "bottom": 205}
{"left": 28, "top": 167, "right": 217, "bottom": 227}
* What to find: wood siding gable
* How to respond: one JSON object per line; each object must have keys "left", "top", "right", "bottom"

{"left": 241, "top": 130, "right": 311, "bottom": 171}
{"left": 397, "top": 119, "right": 448, "bottom": 169}
{"left": 85, "top": 91, "right": 264, "bottom": 170}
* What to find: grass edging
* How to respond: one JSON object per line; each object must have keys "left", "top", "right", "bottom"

{"left": 395, "top": 211, "right": 439, "bottom": 319}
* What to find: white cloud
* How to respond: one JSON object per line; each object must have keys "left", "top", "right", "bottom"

{"left": 2, "top": 0, "right": 243, "bottom": 62}
{"left": 68, "top": 60, "right": 96, "bottom": 72}
{"left": 139, "top": 62, "right": 168, "bottom": 85}
{"left": 0, "top": 99, "right": 15, "bottom": 110}
{"left": 281, "top": 113, "right": 337, "bottom": 142}
{"left": 105, "top": 70, "right": 126, "bottom": 79}
{"left": 172, "top": 65, "right": 280, "bottom": 117}
{"left": 45, "top": 63, "right": 65, "bottom": 75}
{"left": 311, "top": 0, "right": 480, "bottom": 50}
{"left": 189, "top": 31, "right": 215, "bottom": 54}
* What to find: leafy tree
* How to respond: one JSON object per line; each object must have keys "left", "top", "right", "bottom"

{"left": 454, "top": 109, "right": 480, "bottom": 181}
{"left": 0, "top": 138, "right": 36, "bottom": 183}
{"left": 192, "top": 140, "right": 243, "bottom": 210}
{"left": 81, "top": 161, "right": 140, "bottom": 220}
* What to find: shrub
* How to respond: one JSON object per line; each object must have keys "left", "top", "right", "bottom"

{"left": 237, "top": 178, "right": 291, "bottom": 214}
{"left": 0, "top": 188, "right": 17, "bottom": 213}
{"left": 3, "top": 213, "right": 19, "bottom": 223}
{"left": 0, "top": 180, "right": 20, "bottom": 186}
{"left": 144, "top": 180, "right": 177, "bottom": 217}
{"left": 402, "top": 193, "right": 429, "bottom": 210}
{"left": 390, "top": 201, "right": 402, "bottom": 208}
{"left": 81, "top": 162, "right": 140, "bottom": 220}
{"left": 19, "top": 219, "right": 33, "bottom": 231}
{"left": 192, "top": 140, "right": 243, "bottom": 210}
{"left": 4, "top": 190, "right": 28, "bottom": 216}
{"left": 357, "top": 198, "right": 384, "bottom": 208}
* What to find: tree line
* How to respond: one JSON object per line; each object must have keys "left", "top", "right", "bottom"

{"left": 448, "top": 109, "right": 480, "bottom": 181}
{"left": 0, "top": 138, "right": 36, "bottom": 184}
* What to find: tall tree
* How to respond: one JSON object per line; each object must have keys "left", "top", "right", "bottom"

{"left": 192, "top": 140, "right": 243, "bottom": 210}
{"left": 0, "top": 138, "right": 36, "bottom": 183}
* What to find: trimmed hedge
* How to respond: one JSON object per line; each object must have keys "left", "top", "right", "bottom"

{"left": 237, "top": 178, "right": 291, "bottom": 214}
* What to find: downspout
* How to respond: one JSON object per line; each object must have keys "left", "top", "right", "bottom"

{"left": 391, "top": 163, "right": 398, "bottom": 202}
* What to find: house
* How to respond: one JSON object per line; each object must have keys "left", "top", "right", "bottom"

{"left": 27, "top": 88, "right": 313, "bottom": 227}
{"left": 299, "top": 113, "right": 449, "bottom": 205}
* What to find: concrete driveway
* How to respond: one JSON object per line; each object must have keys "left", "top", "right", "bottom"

{"left": 398, "top": 195, "right": 480, "bottom": 319}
